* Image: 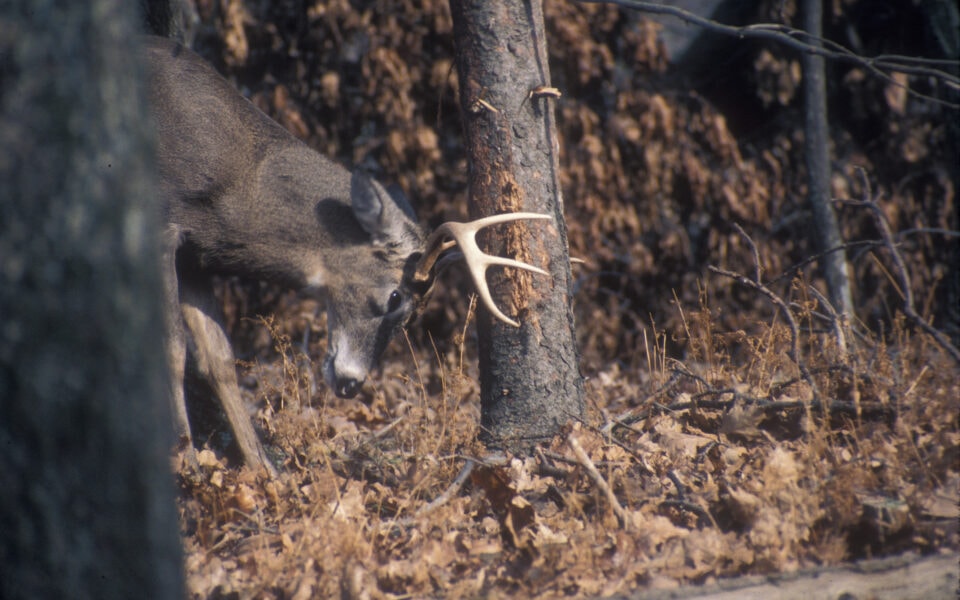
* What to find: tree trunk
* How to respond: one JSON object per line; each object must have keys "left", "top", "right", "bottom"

{"left": 0, "top": 2, "right": 184, "bottom": 598}
{"left": 449, "top": 0, "right": 585, "bottom": 452}
{"left": 802, "top": 0, "right": 855, "bottom": 320}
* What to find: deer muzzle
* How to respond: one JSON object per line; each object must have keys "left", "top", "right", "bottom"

{"left": 322, "top": 349, "right": 365, "bottom": 399}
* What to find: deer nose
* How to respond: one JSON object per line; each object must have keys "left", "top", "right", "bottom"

{"left": 335, "top": 377, "right": 362, "bottom": 399}
{"left": 323, "top": 340, "right": 366, "bottom": 398}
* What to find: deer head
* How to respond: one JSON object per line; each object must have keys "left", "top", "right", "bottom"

{"left": 318, "top": 176, "right": 553, "bottom": 397}
{"left": 314, "top": 170, "right": 427, "bottom": 398}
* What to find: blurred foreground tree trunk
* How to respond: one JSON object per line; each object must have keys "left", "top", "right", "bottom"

{"left": 449, "top": 0, "right": 585, "bottom": 451}
{"left": 0, "top": 2, "right": 184, "bottom": 599}
{"left": 141, "top": 0, "right": 196, "bottom": 43}
{"left": 802, "top": 0, "right": 855, "bottom": 321}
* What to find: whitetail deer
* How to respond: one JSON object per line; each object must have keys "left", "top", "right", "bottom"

{"left": 145, "top": 36, "right": 551, "bottom": 474}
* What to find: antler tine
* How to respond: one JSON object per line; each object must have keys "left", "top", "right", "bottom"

{"left": 414, "top": 212, "right": 552, "bottom": 327}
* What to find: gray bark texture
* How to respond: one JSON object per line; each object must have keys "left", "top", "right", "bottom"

{"left": 449, "top": 0, "right": 585, "bottom": 451}
{"left": 801, "top": 0, "right": 855, "bottom": 319}
{"left": 0, "top": 2, "right": 184, "bottom": 599}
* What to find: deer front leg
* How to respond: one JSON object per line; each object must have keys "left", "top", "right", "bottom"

{"left": 179, "top": 276, "right": 277, "bottom": 476}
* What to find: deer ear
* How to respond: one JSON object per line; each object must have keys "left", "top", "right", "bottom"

{"left": 350, "top": 170, "right": 416, "bottom": 245}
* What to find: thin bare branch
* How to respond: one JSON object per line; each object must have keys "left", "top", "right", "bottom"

{"left": 578, "top": 0, "right": 960, "bottom": 109}
{"left": 805, "top": 285, "right": 849, "bottom": 358}
{"left": 709, "top": 265, "right": 802, "bottom": 365}
{"left": 896, "top": 227, "right": 960, "bottom": 240}
{"left": 709, "top": 228, "right": 821, "bottom": 404}
{"left": 414, "top": 460, "right": 475, "bottom": 518}
{"left": 845, "top": 170, "right": 960, "bottom": 364}
{"left": 767, "top": 240, "right": 887, "bottom": 287}
{"left": 733, "top": 222, "right": 761, "bottom": 283}
{"left": 660, "top": 499, "right": 717, "bottom": 528}
{"left": 567, "top": 433, "right": 632, "bottom": 530}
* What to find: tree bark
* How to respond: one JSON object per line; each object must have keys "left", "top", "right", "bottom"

{"left": 802, "top": 0, "right": 855, "bottom": 320}
{"left": 0, "top": 2, "right": 184, "bottom": 598}
{"left": 141, "top": 0, "right": 195, "bottom": 43}
{"left": 449, "top": 0, "right": 585, "bottom": 452}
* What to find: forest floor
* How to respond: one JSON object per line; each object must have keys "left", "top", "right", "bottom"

{"left": 175, "top": 290, "right": 959, "bottom": 598}
{"left": 174, "top": 0, "right": 959, "bottom": 597}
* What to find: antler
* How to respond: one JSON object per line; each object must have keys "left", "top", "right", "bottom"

{"left": 414, "top": 213, "right": 553, "bottom": 327}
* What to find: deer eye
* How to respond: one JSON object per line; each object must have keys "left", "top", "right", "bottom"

{"left": 386, "top": 290, "right": 403, "bottom": 314}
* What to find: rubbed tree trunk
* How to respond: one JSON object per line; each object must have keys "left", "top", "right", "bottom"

{"left": 449, "top": 0, "right": 585, "bottom": 451}
{"left": 802, "top": 0, "right": 855, "bottom": 320}
{"left": 0, "top": 2, "right": 184, "bottom": 599}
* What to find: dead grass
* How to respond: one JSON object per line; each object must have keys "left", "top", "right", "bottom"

{"left": 176, "top": 277, "right": 958, "bottom": 597}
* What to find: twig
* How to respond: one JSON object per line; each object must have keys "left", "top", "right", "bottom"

{"left": 805, "top": 285, "right": 849, "bottom": 358}
{"left": 666, "top": 469, "right": 688, "bottom": 498}
{"left": 770, "top": 364, "right": 892, "bottom": 395}
{"left": 845, "top": 169, "right": 960, "bottom": 364}
{"left": 577, "top": 0, "right": 960, "bottom": 108}
{"left": 691, "top": 387, "right": 743, "bottom": 404}
{"left": 673, "top": 389, "right": 896, "bottom": 421}
{"left": 670, "top": 365, "right": 711, "bottom": 389}
{"left": 358, "top": 416, "right": 405, "bottom": 447}
{"left": 582, "top": 419, "right": 657, "bottom": 476}
{"left": 535, "top": 447, "right": 572, "bottom": 479}
{"left": 414, "top": 459, "right": 475, "bottom": 518}
{"left": 759, "top": 398, "right": 894, "bottom": 421}
{"left": 660, "top": 499, "right": 716, "bottom": 529}
{"left": 709, "top": 227, "right": 821, "bottom": 408}
{"left": 709, "top": 265, "right": 806, "bottom": 376}
{"left": 733, "top": 222, "right": 762, "bottom": 283}
{"left": 541, "top": 448, "right": 630, "bottom": 470}
{"left": 767, "top": 240, "right": 887, "bottom": 287}
{"left": 567, "top": 433, "right": 632, "bottom": 530}
{"left": 896, "top": 228, "right": 960, "bottom": 239}
{"left": 795, "top": 304, "right": 873, "bottom": 346}
{"left": 603, "top": 369, "right": 683, "bottom": 432}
